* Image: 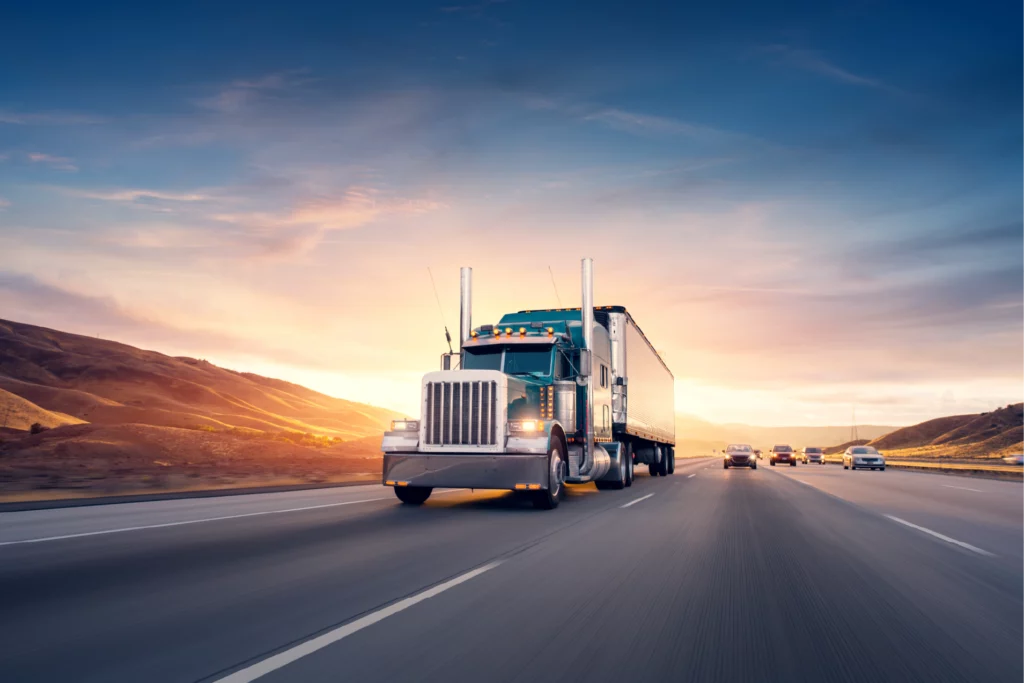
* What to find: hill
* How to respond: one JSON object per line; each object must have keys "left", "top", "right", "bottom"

{"left": 868, "top": 403, "right": 1022, "bottom": 460}
{"left": 0, "top": 387, "right": 85, "bottom": 432}
{"left": 0, "top": 318, "right": 400, "bottom": 500}
{"left": 0, "top": 319, "right": 399, "bottom": 439}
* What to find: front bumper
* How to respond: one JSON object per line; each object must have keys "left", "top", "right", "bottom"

{"left": 852, "top": 459, "right": 885, "bottom": 468}
{"left": 727, "top": 456, "right": 753, "bottom": 466}
{"left": 383, "top": 453, "right": 549, "bottom": 490}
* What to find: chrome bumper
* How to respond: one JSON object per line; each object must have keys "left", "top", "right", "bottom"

{"left": 382, "top": 453, "right": 549, "bottom": 490}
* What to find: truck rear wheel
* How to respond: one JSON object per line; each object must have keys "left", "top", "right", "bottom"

{"left": 394, "top": 486, "right": 432, "bottom": 505}
{"left": 667, "top": 447, "right": 675, "bottom": 475}
{"left": 625, "top": 443, "right": 634, "bottom": 487}
{"left": 534, "top": 441, "right": 565, "bottom": 510}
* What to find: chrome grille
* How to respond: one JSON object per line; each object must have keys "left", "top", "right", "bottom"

{"left": 425, "top": 380, "right": 498, "bottom": 446}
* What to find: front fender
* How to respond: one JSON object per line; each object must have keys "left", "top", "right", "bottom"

{"left": 506, "top": 420, "right": 564, "bottom": 455}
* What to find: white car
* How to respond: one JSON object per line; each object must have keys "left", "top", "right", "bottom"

{"left": 843, "top": 446, "right": 885, "bottom": 471}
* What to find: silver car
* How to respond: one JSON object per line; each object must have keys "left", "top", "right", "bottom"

{"left": 801, "top": 447, "right": 825, "bottom": 465}
{"left": 843, "top": 446, "right": 886, "bottom": 471}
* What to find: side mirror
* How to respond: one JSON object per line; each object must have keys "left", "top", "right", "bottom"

{"left": 578, "top": 349, "right": 592, "bottom": 378}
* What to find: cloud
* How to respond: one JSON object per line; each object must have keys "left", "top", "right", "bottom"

{"left": 761, "top": 45, "right": 902, "bottom": 94}
{"left": 211, "top": 186, "right": 446, "bottom": 255}
{"left": 0, "top": 197, "right": 9, "bottom": 209}
{"left": 68, "top": 188, "right": 214, "bottom": 203}
{"left": 0, "top": 271, "right": 327, "bottom": 368}
{"left": 0, "top": 109, "right": 104, "bottom": 125}
{"left": 440, "top": 0, "right": 509, "bottom": 14}
{"left": 26, "top": 152, "right": 78, "bottom": 171}
{"left": 197, "top": 68, "right": 313, "bottom": 114}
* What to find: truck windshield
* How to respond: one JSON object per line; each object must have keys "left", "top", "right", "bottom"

{"left": 462, "top": 346, "right": 554, "bottom": 375}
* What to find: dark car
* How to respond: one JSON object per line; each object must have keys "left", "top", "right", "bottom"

{"left": 723, "top": 443, "right": 757, "bottom": 469}
{"left": 770, "top": 444, "right": 796, "bottom": 467}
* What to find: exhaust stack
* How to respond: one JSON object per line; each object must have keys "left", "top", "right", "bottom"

{"left": 459, "top": 267, "right": 473, "bottom": 349}
{"left": 581, "top": 258, "right": 594, "bottom": 473}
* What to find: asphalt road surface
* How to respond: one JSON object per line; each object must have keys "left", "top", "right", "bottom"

{"left": 1, "top": 458, "right": 1021, "bottom": 682}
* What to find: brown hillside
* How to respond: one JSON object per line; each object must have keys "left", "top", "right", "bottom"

{"left": 869, "top": 415, "right": 975, "bottom": 450}
{"left": 824, "top": 439, "right": 869, "bottom": 455}
{"left": 0, "top": 423, "right": 383, "bottom": 497}
{"left": 859, "top": 403, "right": 1024, "bottom": 461}
{"left": 0, "top": 387, "right": 85, "bottom": 431}
{"left": 0, "top": 319, "right": 399, "bottom": 439}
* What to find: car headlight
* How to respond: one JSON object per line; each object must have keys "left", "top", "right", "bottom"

{"left": 509, "top": 420, "right": 543, "bottom": 433}
{"left": 390, "top": 420, "right": 419, "bottom": 432}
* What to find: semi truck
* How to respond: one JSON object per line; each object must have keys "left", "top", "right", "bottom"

{"left": 382, "top": 258, "right": 676, "bottom": 509}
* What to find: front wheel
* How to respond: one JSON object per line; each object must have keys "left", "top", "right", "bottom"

{"left": 790, "top": 461, "right": 796, "bottom": 467}
{"left": 843, "top": 462, "right": 849, "bottom": 470}
{"left": 724, "top": 461, "right": 729, "bottom": 469}
{"left": 534, "top": 441, "right": 565, "bottom": 509}
{"left": 394, "top": 486, "right": 432, "bottom": 505}
{"left": 770, "top": 460, "right": 776, "bottom": 466}
{"left": 751, "top": 462, "right": 757, "bottom": 470}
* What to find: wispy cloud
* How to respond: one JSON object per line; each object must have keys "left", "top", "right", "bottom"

{"left": 440, "top": 0, "right": 509, "bottom": 14}
{"left": 69, "top": 188, "right": 214, "bottom": 203}
{"left": 27, "top": 152, "right": 78, "bottom": 171}
{"left": 761, "top": 45, "right": 903, "bottom": 94}
{"left": 0, "top": 197, "right": 10, "bottom": 209}
{"left": 211, "top": 186, "right": 446, "bottom": 256}
{"left": 197, "top": 68, "right": 313, "bottom": 114}
{"left": 0, "top": 109, "right": 104, "bottom": 125}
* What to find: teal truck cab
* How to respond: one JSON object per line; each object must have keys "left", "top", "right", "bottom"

{"left": 382, "top": 258, "right": 676, "bottom": 509}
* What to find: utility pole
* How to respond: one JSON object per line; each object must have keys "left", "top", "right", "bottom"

{"left": 851, "top": 405, "right": 859, "bottom": 442}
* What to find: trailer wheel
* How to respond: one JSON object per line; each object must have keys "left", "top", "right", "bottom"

{"left": 625, "top": 443, "right": 634, "bottom": 487}
{"left": 534, "top": 440, "right": 565, "bottom": 510}
{"left": 666, "top": 447, "right": 675, "bottom": 475}
{"left": 394, "top": 486, "right": 432, "bottom": 505}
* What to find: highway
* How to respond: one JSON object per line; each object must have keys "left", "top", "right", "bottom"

{"left": 1, "top": 459, "right": 1020, "bottom": 683}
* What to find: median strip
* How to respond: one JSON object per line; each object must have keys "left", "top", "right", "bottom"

{"left": 214, "top": 560, "right": 504, "bottom": 682}
{"left": 621, "top": 493, "right": 654, "bottom": 508}
{"left": 884, "top": 515, "right": 995, "bottom": 557}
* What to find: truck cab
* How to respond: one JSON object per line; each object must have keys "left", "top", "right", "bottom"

{"left": 382, "top": 260, "right": 674, "bottom": 509}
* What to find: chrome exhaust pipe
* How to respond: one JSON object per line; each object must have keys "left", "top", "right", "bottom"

{"left": 460, "top": 267, "right": 473, "bottom": 349}
{"left": 581, "top": 258, "right": 594, "bottom": 474}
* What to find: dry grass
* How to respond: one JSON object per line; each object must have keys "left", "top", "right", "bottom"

{"left": 0, "top": 319, "right": 398, "bottom": 501}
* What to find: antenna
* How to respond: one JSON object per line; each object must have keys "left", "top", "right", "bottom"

{"left": 427, "top": 267, "right": 453, "bottom": 354}
{"left": 548, "top": 265, "right": 562, "bottom": 307}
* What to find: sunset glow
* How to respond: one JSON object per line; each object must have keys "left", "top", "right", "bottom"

{"left": 1, "top": 2, "right": 1020, "bottom": 427}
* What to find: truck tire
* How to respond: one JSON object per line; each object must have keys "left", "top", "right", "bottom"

{"left": 666, "top": 447, "right": 675, "bottom": 475}
{"left": 625, "top": 444, "right": 634, "bottom": 487}
{"left": 394, "top": 486, "right": 432, "bottom": 505}
{"left": 534, "top": 440, "right": 565, "bottom": 509}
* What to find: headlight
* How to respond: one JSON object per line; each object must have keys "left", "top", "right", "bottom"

{"left": 391, "top": 420, "right": 419, "bottom": 432}
{"left": 509, "top": 420, "right": 542, "bottom": 433}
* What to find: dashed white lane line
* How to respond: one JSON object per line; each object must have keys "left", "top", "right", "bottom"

{"left": 687, "top": 474, "right": 695, "bottom": 479}
{"left": 0, "top": 489, "right": 466, "bottom": 547}
{"left": 941, "top": 484, "right": 983, "bottom": 493}
{"left": 215, "top": 559, "right": 504, "bottom": 682}
{"left": 884, "top": 515, "right": 995, "bottom": 557}
{"left": 621, "top": 493, "right": 655, "bottom": 508}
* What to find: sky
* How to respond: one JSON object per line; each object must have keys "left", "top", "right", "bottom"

{"left": 0, "top": 0, "right": 1020, "bottom": 426}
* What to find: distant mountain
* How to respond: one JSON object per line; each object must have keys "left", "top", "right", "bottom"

{"left": 868, "top": 403, "right": 1022, "bottom": 459}
{"left": 0, "top": 319, "right": 399, "bottom": 439}
{"left": 675, "top": 414, "right": 895, "bottom": 450}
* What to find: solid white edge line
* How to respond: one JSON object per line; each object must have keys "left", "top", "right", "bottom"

{"left": 0, "top": 488, "right": 469, "bottom": 547}
{"left": 214, "top": 560, "right": 504, "bottom": 682}
{"left": 621, "top": 493, "right": 654, "bottom": 508}
{"left": 941, "top": 484, "right": 983, "bottom": 493}
{"left": 884, "top": 515, "right": 995, "bottom": 557}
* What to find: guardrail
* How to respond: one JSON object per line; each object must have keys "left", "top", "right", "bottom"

{"left": 821, "top": 457, "right": 1022, "bottom": 475}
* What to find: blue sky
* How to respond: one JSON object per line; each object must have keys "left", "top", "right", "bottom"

{"left": 0, "top": 0, "right": 1020, "bottom": 424}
